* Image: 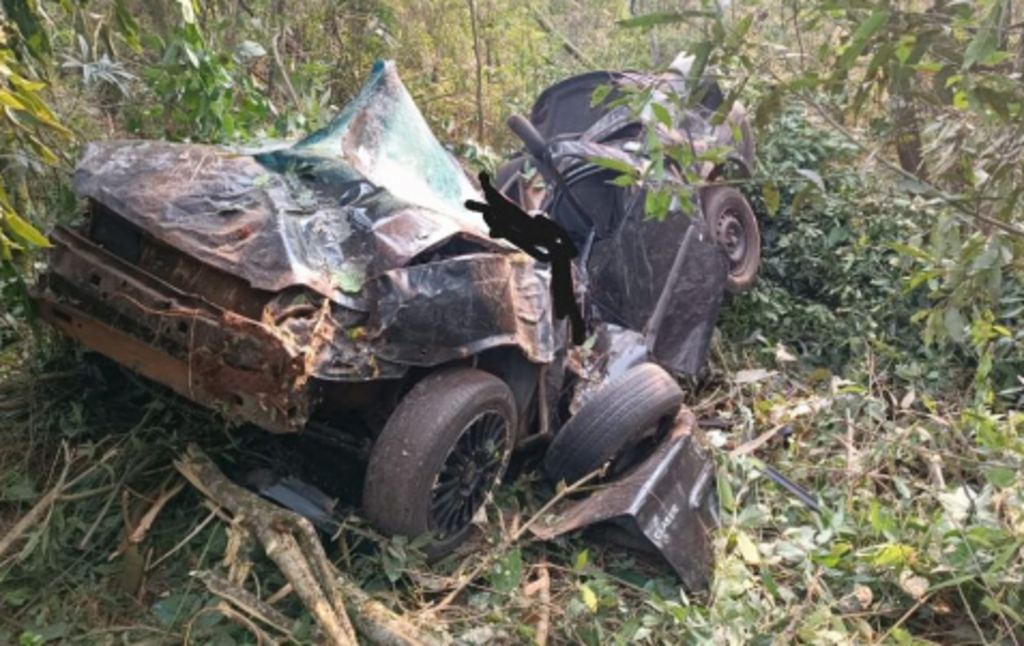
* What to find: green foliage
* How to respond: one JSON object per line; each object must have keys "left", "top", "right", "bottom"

{"left": 0, "top": 8, "right": 71, "bottom": 278}
{"left": 1, "top": 1, "right": 1023, "bottom": 644}
{"left": 130, "top": 23, "right": 273, "bottom": 143}
{"left": 722, "top": 108, "right": 920, "bottom": 366}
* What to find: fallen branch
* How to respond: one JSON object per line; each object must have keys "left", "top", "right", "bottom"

{"left": 432, "top": 466, "right": 603, "bottom": 612}
{"left": 0, "top": 445, "right": 107, "bottom": 564}
{"left": 0, "top": 471, "right": 67, "bottom": 563}
{"left": 131, "top": 479, "right": 186, "bottom": 544}
{"left": 195, "top": 569, "right": 294, "bottom": 636}
{"left": 729, "top": 424, "right": 786, "bottom": 459}
{"left": 175, "top": 444, "right": 442, "bottom": 646}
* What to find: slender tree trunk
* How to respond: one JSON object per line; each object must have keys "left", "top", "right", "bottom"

{"left": 889, "top": 68, "right": 928, "bottom": 182}
{"left": 467, "top": 0, "right": 485, "bottom": 142}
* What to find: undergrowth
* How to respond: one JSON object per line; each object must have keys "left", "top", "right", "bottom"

{"left": 1, "top": 101, "right": 1022, "bottom": 646}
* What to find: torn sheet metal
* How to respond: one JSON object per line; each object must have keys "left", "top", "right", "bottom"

{"left": 244, "top": 469, "right": 342, "bottom": 533}
{"left": 373, "top": 253, "right": 554, "bottom": 365}
{"left": 38, "top": 61, "right": 555, "bottom": 433}
{"left": 533, "top": 415, "right": 719, "bottom": 591}
{"left": 644, "top": 221, "right": 729, "bottom": 376}
{"left": 37, "top": 226, "right": 315, "bottom": 432}
{"left": 583, "top": 201, "right": 728, "bottom": 375}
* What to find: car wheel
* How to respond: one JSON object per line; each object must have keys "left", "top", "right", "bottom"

{"left": 544, "top": 363, "right": 684, "bottom": 485}
{"left": 363, "top": 368, "right": 516, "bottom": 557}
{"left": 703, "top": 185, "right": 761, "bottom": 294}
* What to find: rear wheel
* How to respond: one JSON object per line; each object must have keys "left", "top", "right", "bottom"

{"left": 363, "top": 368, "right": 516, "bottom": 557}
{"left": 703, "top": 185, "right": 760, "bottom": 294}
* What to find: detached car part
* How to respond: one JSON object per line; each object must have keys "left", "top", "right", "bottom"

{"left": 544, "top": 362, "right": 683, "bottom": 484}
{"left": 534, "top": 414, "right": 719, "bottom": 592}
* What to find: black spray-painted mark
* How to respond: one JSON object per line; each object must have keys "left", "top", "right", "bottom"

{"left": 465, "top": 171, "right": 585, "bottom": 345}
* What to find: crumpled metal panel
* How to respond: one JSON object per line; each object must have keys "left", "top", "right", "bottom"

{"left": 37, "top": 227, "right": 313, "bottom": 432}
{"left": 585, "top": 195, "right": 727, "bottom": 375}
{"left": 532, "top": 415, "right": 719, "bottom": 591}
{"left": 68, "top": 60, "right": 554, "bottom": 377}
{"left": 372, "top": 254, "right": 554, "bottom": 365}
{"left": 645, "top": 224, "right": 728, "bottom": 375}
{"left": 72, "top": 140, "right": 498, "bottom": 305}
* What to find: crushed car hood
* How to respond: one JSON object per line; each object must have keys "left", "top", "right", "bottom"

{"left": 72, "top": 60, "right": 501, "bottom": 306}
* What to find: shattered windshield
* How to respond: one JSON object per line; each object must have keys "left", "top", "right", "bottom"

{"left": 276, "top": 60, "right": 480, "bottom": 221}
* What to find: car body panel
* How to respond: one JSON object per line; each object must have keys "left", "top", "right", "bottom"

{"left": 36, "top": 61, "right": 555, "bottom": 431}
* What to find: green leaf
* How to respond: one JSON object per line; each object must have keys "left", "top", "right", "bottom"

{"left": 114, "top": 0, "right": 143, "bottom": 54}
{"left": 984, "top": 467, "right": 1016, "bottom": 489}
{"left": 2, "top": 209, "right": 50, "bottom": 248}
{"left": 650, "top": 102, "right": 672, "bottom": 129}
{"left": 608, "top": 174, "right": 637, "bottom": 187}
{"left": 0, "top": 232, "right": 13, "bottom": 261}
{"left": 684, "top": 41, "right": 714, "bottom": 87}
{"left": 590, "top": 84, "right": 612, "bottom": 108}
{"left": 943, "top": 307, "right": 966, "bottom": 343}
{"left": 717, "top": 472, "right": 735, "bottom": 512}
{"left": 2, "top": 0, "right": 52, "bottom": 60}
{"left": 617, "top": 10, "right": 714, "bottom": 29}
{"left": 0, "top": 180, "right": 11, "bottom": 209}
{"left": 0, "top": 90, "right": 27, "bottom": 111}
{"left": 963, "top": 2, "right": 1004, "bottom": 70}
{"left": 578, "top": 583, "right": 598, "bottom": 613}
{"left": 762, "top": 181, "right": 780, "bottom": 216}
{"left": 871, "top": 543, "right": 915, "bottom": 568}
{"left": 838, "top": 10, "right": 889, "bottom": 73}
{"left": 573, "top": 549, "right": 590, "bottom": 572}
{"left": 735, "top": 531, "right": 761, "bottom": 565}
{"left": 589, "top": 156, "right": 636, "bottom": 176}
{"left": 182, "top": 42, "right": 200, "bottom": 68}
{"left": 888, "top": 242, "right": 933, "bottom": 263}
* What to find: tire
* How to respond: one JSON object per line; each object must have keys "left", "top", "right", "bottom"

{"left": 363, "top": 368, "right": 516, "bottom": 557}
{"left": 702, "top": 185, "right": 761, "bottom": 294}
{"left": 544, "top": 363, "right": 684, "bottom": 485}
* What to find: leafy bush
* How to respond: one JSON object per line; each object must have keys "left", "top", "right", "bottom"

{"left": 723, "top": 109, "right": 920, "bottom": 364}
{"left": 129, "top": 23, "right": 274, "bottom": 143}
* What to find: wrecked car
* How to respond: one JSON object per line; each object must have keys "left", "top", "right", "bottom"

{"left": 34, "top": 58, "right": 756, "bottom": 587}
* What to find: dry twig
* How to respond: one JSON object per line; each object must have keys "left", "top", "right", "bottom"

{"left": 175, "top": 444, "right": 442, "bottom": 646}
{"left": 523, "top": 559, "right": 551, "bottom": 646}
{"left": 0, "top": 445, "right": 107, "bottom": 563}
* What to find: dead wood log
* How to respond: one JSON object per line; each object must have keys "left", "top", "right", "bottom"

{"left": 175, "top": 445, "right": 443, "bottom": 646}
